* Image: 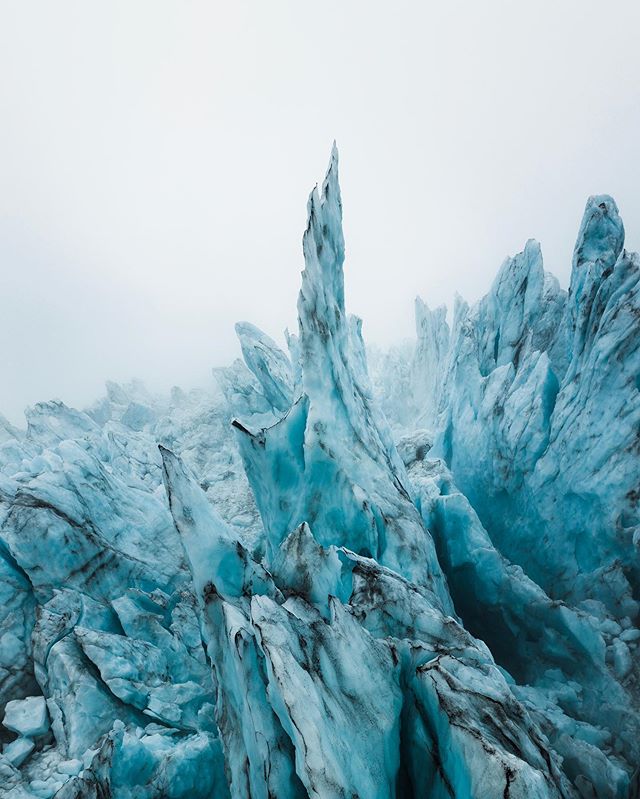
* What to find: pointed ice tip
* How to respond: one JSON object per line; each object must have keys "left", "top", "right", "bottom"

{"left": 158, "top": 445, "right": 186, "bottom": 483}
{"left": 453, "top": 292, "right": 468, "bottom": 316}
{"left": 158, "top": 444, "right": 182, "bottom": 495}
{"left": 573, "top": 194, "right": 624, "bottom": 271}
{"left": 321, "top": 142, "right": 340, "bottom": 203}
{"left": 158, "top": 444, "right": 175, "bottom": 461}
{"left": 306, "top": 182, "right": 321, "bottom": 213}
{"left": 329, "top": 142, "right": 338, "bottom": 171}
{"left": 586, "top": 193, "right": 619, "bottom": 215}
{"left": 235, "top": 320, "right": 260, "bottom": 339}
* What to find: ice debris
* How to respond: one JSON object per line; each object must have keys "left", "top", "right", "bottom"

{"left": 3, "top": 697, "right": 49, "bottom": 738}
{"left": 0, "top": 149, "right": 639, "bottom": 798}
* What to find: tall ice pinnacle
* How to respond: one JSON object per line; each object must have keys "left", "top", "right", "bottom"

{"left": 233, "top": 145, "right": 453, "bottom": 609}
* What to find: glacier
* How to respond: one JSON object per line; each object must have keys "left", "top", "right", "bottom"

{"left": 1, "top": 147, "right": 639, "bottom": 798}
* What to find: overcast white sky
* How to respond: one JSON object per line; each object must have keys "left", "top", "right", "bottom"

{"left": 1, "top": 1, "right": 640, "bottom": 423}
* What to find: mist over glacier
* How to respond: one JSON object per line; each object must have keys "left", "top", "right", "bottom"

{"left": 1, "top": 149, "right": 640, "bottom": 798}
{"left": 4, "top": 3, "right": 640, "bottom": 427}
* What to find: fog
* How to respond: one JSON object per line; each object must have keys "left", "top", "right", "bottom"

{"left": 2, "top": 1, "right": 640, "bottom": 424}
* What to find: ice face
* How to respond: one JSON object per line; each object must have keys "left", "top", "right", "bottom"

{"left": 419, "top": 196, "right": 640, "bottom": 619}
{"left": 0, "top": 150, "right": 639, "bottom": 799}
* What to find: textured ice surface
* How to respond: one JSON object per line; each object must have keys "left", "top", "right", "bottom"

{"left": 1, "top": 150, "right": 639, "bottom": 798}
{"left": 3, "top": 697, "right": 48, "bottom": 738}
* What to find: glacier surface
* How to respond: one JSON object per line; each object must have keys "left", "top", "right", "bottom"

{"left": 1, "top": 148, "right": 639, "bottom": 798}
